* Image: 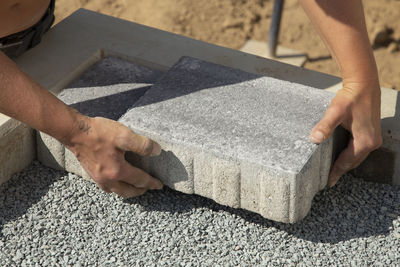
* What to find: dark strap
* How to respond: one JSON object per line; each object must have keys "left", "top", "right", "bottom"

{"left": 0, "top": 0, "right": 55, "bottom": 59}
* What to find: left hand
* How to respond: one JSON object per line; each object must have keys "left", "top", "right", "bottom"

{"left": 65, "top": 115, "right": 164, "bottom": 198}
{"left": 310, "top": 80, "right": 382, "bottom": 187}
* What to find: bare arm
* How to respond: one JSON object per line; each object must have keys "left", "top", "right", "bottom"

{"left": 299, "top": 0, "right": 382, "bottom": 186}
{"left": 0, "top": 51, "right": 163, "bottom": 197}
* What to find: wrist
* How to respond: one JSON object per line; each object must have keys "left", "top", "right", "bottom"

{"left": 338, "top": 79, "right": 381, "bottom": 112}
{"left": 59, "top": 110, "right": 92, "bottom": 150}
{"left": 340, "top": 53, "right": 380, "bottom": 91}
{"left": 341, "top": 70, "right": 380, "bottom": 97}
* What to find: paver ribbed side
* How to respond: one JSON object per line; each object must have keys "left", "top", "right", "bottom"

{"left": 0, "top": 123, "right": 35, "bottom": 186}
{"left": 146, "top": 141, "right": 195, "bottom": 194}
{"left": 37, "top": 132, "right": 65, "bottom": 171}
{"left": 124, "top": 126, "right": 334, "bottom": 223}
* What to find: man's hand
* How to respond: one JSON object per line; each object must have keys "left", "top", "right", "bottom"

{"left": 65, "top": 115, "right": 163, "bottom": 198}
{"left": 310, "top": 81, "right": 382, "bottom": 187}
{"left": 299, "top": 0, "right": 383, "bottom": 187}
{"left": 0, "top": 51, "right": 162, "bottom": 198}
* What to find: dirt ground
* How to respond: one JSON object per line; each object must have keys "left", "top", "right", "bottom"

{"left": 54, "top": 0, "right": 400, "bottom": 89}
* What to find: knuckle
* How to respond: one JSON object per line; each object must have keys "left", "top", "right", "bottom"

{"left": 327, "top": 104, "right": 340, "bottom": 115}
{"left": 336, "top": 162, "right": 352, "bottom": 173}
{"left": 110, "top": 186, "right": 128, "bottom": 198}
{"left": 91, "top": 169, "right": 120, "bottom": 183}
{"left": 121, "top": 187, "right": 146, "bottom": 199}
{"left": 132, "top": 188, "right": 146, "bottom": 197}
{"left": 104, "top": 168, "right": 122, "bottom": 181}
{"left": 130, "top": 177, "right": 147, "bottom": 189}
{"left": 118, "top": 130, "right": 130, "bottom": 141}
{"left": 138, "top": 179, "right": 151, "bottom": 189}
{"left": 120, "top": 129, "right": 133, "bottom": 140}
{"left": 97, "top": 183, "right": 111, "bottom": 193}
{"left": 115, "top": 132, "right": 132, "bottom": 150}
{"left": 375, "top": 136, "right": 383, "bottom": 149}
{"left": 119, "top": 192, "right": 130, "bottom": 199}
{"left": 139, "top": 138, "right": 154, "bottom": 156}
{"left": 315, "top": 122, "right": 331, "bottom": 137}
{"left": 362, "top": 136, "right": 383, "bottom": 151}
{"left": 327, "top": 103, "right": 347, "bottom": 118}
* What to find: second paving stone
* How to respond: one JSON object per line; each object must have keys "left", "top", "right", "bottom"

{"left": 120, "top": 56, "right": 344, "bottom": 223}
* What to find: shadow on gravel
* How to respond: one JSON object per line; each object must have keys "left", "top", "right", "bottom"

{"left": 281, "top": 176, "right": 400, "bottom": 243}
{"left": 125, "top": 175, "right": 400, "bottom": 244}
{"left": 0, "top": 162, "right": 64, "bottom": 238}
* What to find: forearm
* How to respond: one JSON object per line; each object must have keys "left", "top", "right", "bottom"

{"left": 299, "top": 0, "right": 379, "bottom": 90}
{"left": 0, "top": 51, "right": 163, "bottom": 197}
{"left": 0, "top": 51, "right": 80, "bottom": 145}
{"left": 303, "top": 1, "right": 382, "bottom": 186}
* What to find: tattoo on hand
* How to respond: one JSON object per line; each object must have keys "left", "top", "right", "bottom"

{"left": 78, "top": 120, "right": 91, "bottom": 135}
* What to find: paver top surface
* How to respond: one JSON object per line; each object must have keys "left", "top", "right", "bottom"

{"left": 56, "top": 56, "right": 163, "bottom": 120}
{"left": 121, "top": 57, "right": 334, "bottom": 172}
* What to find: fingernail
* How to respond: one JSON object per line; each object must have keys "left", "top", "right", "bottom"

{"left": 328, "top": 176, "right": 339, "bottom": 187}
{"left": 155, "top": 181, "right": 163, "bottom": 190}
{"left": 151, "top": 143, "right": 162, "bottom": 156}
{"left": 310, "top": 131, "right": 324, "bottom": 143}
{"left": 328, "top": 180, "right": 337, "bottom": 187}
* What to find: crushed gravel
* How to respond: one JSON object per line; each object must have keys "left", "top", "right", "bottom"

{"left": 0, "top": 161, "right": 399, "bottom": 266}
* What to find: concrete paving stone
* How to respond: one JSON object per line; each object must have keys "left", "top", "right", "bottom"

{"left": 67, "top": 56, "right": 163, "bottom": 88}
{"left": 240, "top": 40, "right": 307, "bottom": 67}
{"left": 60, "top": 83, "right": 152, "bottom": 120}
{"left": 37, "top": 57, "right": 163, "bottom": 177}
{"left": 0, "top": 123, "right": 35, "bottom": 185}
{"left": 36, "top": 131, "right": 65, "bottom": 171}
{"left": 119, "top": 56, "right": 346, "bottom": 223}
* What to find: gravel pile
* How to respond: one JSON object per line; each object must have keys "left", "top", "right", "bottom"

{"left": 0, "top": 161, "right": 399, "bottom": 266}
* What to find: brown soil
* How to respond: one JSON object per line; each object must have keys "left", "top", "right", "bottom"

{"left": 54, "top": 0, "right": 400, "bottom": 89}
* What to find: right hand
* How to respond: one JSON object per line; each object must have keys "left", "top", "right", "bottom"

{"left": 65, "top": 115, "right": 163, "bottom": 198}
{"left": 310, "top": 80, "right": 382, "bottom": 187}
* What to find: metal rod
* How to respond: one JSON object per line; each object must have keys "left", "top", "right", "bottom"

{"left": 268, "top": 0, "right": 285, "bottom": 57}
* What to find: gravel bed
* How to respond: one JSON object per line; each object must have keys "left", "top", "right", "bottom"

{"left": 0, "top": 161, "right": 399, "bottom": 266}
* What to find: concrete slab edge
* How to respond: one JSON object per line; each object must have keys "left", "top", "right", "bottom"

{"left": 0, "top": 123, "right": 36, "bottom": 185}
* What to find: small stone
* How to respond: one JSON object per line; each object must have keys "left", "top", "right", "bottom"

{"left": 387, "top": 42, "right": 399, "bottom": 53}
{"left": 371, "top": 25, "right": 394, "bottom": 47}
{"left": 13, "top": 251, "right": 23, "bottom": 261}
{"left": 393, "top": 231, "right": 400, "bottom": 239}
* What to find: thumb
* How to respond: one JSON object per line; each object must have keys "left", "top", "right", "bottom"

{"left": 310, "top": 104, "right": 344, "bottom": 144}
{"left": 117, "top": 129, "right": 162, "bottom": 157}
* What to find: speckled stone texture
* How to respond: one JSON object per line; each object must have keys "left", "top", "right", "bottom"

{"left": 68, "top": 56, "right": 163, "bottom": 88}
{"left": 120, "top": 56, "right": 344, "bottom": 223}
{"left": 36, "top": 57, "right": 163, "bottom": 176}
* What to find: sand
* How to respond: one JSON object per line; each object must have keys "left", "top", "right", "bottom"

{"left": 54, "top": 0, "right": 400, "bottom": 89}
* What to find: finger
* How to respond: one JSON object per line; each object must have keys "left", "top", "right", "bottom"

{"left": 109, "top": 181, "right": 147, "bottom": 198}
{"left": 116, "top": 129, "right": 161, "bottom": 157}
{"left": 310, "top": 104, "right": 344, "bottom": 144}
{"left": 119, "top": 161, "right": 163, "bottom": 190}
{"left": 328, "top": 138, "right": 369, "bottom": 187}
{"left": 328, "top": 140, "right": 356, "bottom": 187}
{"left": 96, "top": 182, "right": 112, "bottom": 193}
